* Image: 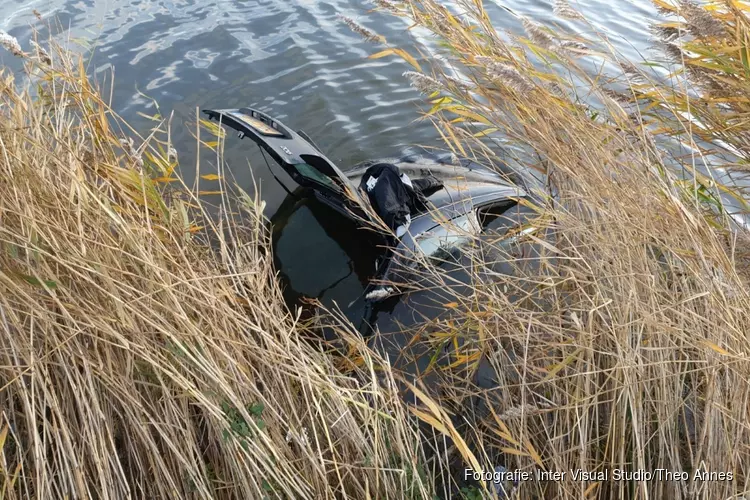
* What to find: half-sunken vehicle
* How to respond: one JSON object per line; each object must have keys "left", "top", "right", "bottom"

{"left": 204, "top": 107, "right": 532, "bottom": 303}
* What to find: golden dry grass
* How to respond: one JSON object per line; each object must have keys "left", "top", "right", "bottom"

{"left": 352, "top": 0, "right": 750, "bottom": 498}
{"left": 4, "top": 1, "right": 750, "bottom": 498}
{"left": 0, "top": 34, "right": 433, "bottom": 499}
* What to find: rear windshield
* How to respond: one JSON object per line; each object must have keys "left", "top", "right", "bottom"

{"left": 293, "top": 163, "right": 339, "bottom": 191}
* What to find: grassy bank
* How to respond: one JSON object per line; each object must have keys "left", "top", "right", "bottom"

{"left": 2, "top": 0, "right": 750, "bottom": 498}
{"left": 0, "top": 35, "right": 431, "bottom": 499}
{"left": 352, "top": 0, "right": 750, "bottom": 498}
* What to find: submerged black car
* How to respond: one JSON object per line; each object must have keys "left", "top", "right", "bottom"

{"left": 204, "top": 107, "right": 532, "bottom": 305}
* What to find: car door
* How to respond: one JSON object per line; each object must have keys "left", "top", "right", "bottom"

{"left": 203, "top": 107, "right": 371, "bottom": 223}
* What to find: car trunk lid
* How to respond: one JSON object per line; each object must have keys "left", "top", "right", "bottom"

{"left": 203, "top": 107, "right": 373, "bottom": 224}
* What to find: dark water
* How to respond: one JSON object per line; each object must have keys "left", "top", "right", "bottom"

{"left": 1, "top": 0, "right": 660, "bottom": 340}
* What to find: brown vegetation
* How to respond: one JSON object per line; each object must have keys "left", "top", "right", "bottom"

{"left": 3, "top": 0, "right": 750, "bottom": 498}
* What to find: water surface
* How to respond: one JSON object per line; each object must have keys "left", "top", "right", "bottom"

{"left": 0, "top": 0, "right": 661, "bottom": 333}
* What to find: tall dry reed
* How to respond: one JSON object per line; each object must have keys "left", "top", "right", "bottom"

{"left": 0, "top": 30, "right": 433, "bottom": 500}
{"left": 348, "top": 0, "right": 750, "bottom": 497}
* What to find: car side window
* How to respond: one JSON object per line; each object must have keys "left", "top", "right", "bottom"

{"left": 477, "top": 200, "right": 538, "bottom": 248}
{"left": 476, "top": 200, "right": 519, "bottom": 232}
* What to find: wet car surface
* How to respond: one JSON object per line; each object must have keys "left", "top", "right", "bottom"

{"left": 208, "top": 107, "right": 539, "bottom": 371}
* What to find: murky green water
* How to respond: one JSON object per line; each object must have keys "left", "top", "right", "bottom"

{"left": 1, "top": 0, "right": 661, "bottom": 333}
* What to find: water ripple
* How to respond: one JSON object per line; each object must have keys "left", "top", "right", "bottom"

{"left": 1, "top": 0, "right": 658, "bottom": 184}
